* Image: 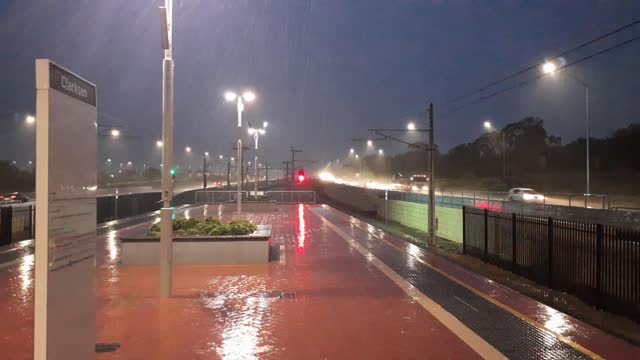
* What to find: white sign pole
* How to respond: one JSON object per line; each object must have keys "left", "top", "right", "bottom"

{"left": 160, "top": 0, "right": 174, "bottom": 298}
{"left": 34, "top": 59, "right": 97, "bottom": 360}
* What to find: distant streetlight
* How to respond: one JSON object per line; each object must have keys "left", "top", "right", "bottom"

{"left": 106, "top": 158, "right": 112, "bottom": 163}
{"left": 367, "top": 140, "right": 373, "bottom": 147}
{"left": 127, "top": 161, "right": 132, "bottom": 166}
{"left": 110, "top": 129, "right": 120, "bottom": 138}
{"left": 248, "top": 121, "right": 267, "bottom": 194}
{"left": 225, "top": 89, "right": 257, "bottom": 213}
{"left": 230, "top": 157, "right": 235, "bottom": 161}
{"left": 263, "top": 121, "right": 268, "bottom": 128}
{"left": 185, "top": 146, "right": 192, "bottom": 153}
{"left": 482, "top": 121, "right": 506, "bottom": 178}
{"left": 25, "top": 115, "right": 35, "bottom": 125}
{"left": 542, "top": 61, "right": 557, "bottom": 74}
{"left": 542, "top": 60, "right": 591, "bottom": 194}
{"left": 378, "top": 149, "right": 384, "bottom": 155}
{"left": 219, "top": 154, "right": 223, "bottom": 160}
{"left": 349, "top": 148, "right": 355, "bottom": 154}
{"left": 204, "top": 151, "right": 209, "bottom": 156}
{"left": 407, "top": 122, "right": 416, "bottom": 131}
{"left": 355, "top": 154, "right": 359, "bottom": 159}
{"left": 156, "top": 140, "right": 163, "bottom": 148}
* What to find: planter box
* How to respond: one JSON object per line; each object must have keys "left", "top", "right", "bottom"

{"left": 120, "top": 225, "right": 272, "bottom": 265}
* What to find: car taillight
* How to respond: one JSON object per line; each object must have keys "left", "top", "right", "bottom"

{"left": 10, "top": 195, "right": 16, "bottom": 199}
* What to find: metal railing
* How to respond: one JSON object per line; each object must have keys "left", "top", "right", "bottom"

{"left": 194, "top": 190, "right": 316, "bottom": 204}
{"left": 264, "top": 191, "right": 316, "bottom": 203}
{"left": 194, "top": 191, "right": 249, "bottom": 204}
{"left": 0, "top": 205, "right": 35, "bottom": 245}
{"left": 463, "top": 206, "right": 640, "bottom": 321}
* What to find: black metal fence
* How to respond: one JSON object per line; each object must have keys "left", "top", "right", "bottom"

{"left": 463, "top": 206, "right": 640, "bottom": 321}
{"left": 0, "top": 206, "right": 35, "bottom": 246}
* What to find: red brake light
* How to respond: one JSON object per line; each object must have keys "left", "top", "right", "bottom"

{"left": 298, "top": 175, "right": 305, "bottom": 183}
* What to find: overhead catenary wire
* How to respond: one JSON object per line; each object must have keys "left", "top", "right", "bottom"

{"left": 443, "top": 34, "right": 640, "bottom": 116}
{"left": 445, "top": 18, "right": 640, "bottom": 105}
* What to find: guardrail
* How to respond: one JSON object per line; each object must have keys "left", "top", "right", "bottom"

{"left": 264, "top": 191, "right": 316, "bottom": 203}
{"left": 194, "top": 190, "right": 316, "bottom": 204}
{"left": 194, "top": 191, "right": 249, "bottom": 204}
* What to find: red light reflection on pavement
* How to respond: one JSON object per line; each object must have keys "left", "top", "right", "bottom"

{"left": 297, "top": 204, "right": 306, "bottom": 249}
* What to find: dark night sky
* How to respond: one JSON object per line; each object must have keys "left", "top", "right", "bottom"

{"left": 1, "top": 0, "right": 639, "bottom": 171}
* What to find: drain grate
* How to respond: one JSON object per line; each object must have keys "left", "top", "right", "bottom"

{"left": 95, "top": 343, "right": 121, "bottom": 353}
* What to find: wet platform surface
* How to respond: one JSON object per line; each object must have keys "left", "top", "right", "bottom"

{"left": 0, "top": 204, "right": 638, "bottom": 359}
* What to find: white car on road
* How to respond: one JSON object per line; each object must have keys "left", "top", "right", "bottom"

{"left": 507, "top": 188, "right": 545, "bottom": 203}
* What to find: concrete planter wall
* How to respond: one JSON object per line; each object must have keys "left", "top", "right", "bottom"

{"left": 120, "top": 225, "right": 272, "bottom": 265}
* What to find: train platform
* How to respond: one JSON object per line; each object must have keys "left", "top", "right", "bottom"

{"left": 0, "top": 204, "right": 637, "bottom": 359}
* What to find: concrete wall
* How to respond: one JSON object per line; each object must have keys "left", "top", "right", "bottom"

{"left": 322, "top": 183, "right": 380, "bottom": 213}
{"left": 321, "top": 183, "right": 462, "bottom": 242}
{"left": 376, "top": 199, "right": 463, "bottom": 243}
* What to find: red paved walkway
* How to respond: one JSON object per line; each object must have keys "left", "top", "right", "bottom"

{"left": 0, "top": 204, "right": 637, "bottom": 359}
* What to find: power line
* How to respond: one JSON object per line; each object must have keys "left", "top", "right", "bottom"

{"left": 445, "top": 18, "right": 640, "bottom": 105}
{"left": 443, "top": 34, "right": 640, "bottom": 116}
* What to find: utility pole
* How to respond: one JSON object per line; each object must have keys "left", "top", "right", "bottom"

{"left": 265, "top": 163, "right": 269, "bottom": 187}
{"left": 282, "top": 161, "right": 290, "bottom": 185}
{"left": 427, "top": 102, "right": 435, "bottom": 247}
{"left": 202, "top": 153, "right": 207, "bottom": 189}
{"left": 290, "top": 146, "right": 302, "bottom": 190}
{"left": 159, "top": 0, "right": 174, "bottom": 298}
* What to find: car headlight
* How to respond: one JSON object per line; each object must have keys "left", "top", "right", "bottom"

{"left": 422, "top": 186, "right": 428, "bottom": 190}
{"left": 412, "top": 186, "right": 418, "bottom": 191}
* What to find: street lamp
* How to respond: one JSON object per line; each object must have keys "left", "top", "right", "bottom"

{"left": 407, "top": 122, "right": 416, "bottom": 131}
{"left": 378, "top": 148, "right": 384, "bottom": 155}
{"left": 156, "top": 140, "right": 163, "bottom": 148}
{"left": 350, "top": 148, "right": 355, "bottom": 154}
{"left": 248, "top": 122, "right": 267, "bottom": 195}
{"left": 543, "top": 60, "right": 591, "bottom": 194}
{"left": 483, "top": 121, "right": 506, "bottom": 178}
{"left": 25, "top": 115, "right": 35, "bottom": 125}
{"left": 185, "top": 146, "right": 191, "bottom": 153}
{"left": 225, "top": 90, "right": 257, "bottom": 213}
{"left": 219, "top": 154, "right": 223, "bottom": 160}
{"left": 110, "top": 129, "right": 120, "bottom": 138}
{"left": 367, "top": 139, "right": 373, "bottom": 147}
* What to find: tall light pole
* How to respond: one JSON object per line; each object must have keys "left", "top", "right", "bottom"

{"left": 543, "top": 61, "right": 591, "bottom": 194}
{"left": 483, "top": 121, "right": 506, "bottom": 179}
{"left": 248, "top": 121, "right": 267, "bottom": 195}
{"left": 159, "top": 0, "right": 174, "bottom": 298}
{"left": 225, "top": 90, "right": 256, "bottom": 212}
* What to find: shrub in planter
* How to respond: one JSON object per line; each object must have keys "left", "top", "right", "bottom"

{"left": 146, "top": 217, "right": 257, "bottom": 237}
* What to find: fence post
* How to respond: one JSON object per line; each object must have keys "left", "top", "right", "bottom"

{"left": 596, "top": 223, "right": 603, "bottom": 309}
{"left": 547, "top": 217, "right": 554, "bottom": 288}
{"left": 512, "top": 213, "right": 517, "bottom": 270}
{"left": 0, "top": 206, "right": 13, "bottom": 246}
{"left": 483, "top": 208, "right": 488, "bottom": 262}
{"left": 462, "top": 206, "right": 466, "bottom": 255}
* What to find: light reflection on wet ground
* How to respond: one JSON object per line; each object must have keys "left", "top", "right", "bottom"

{"left": 0, "top": 204, "right": 636, "bottom": 359}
